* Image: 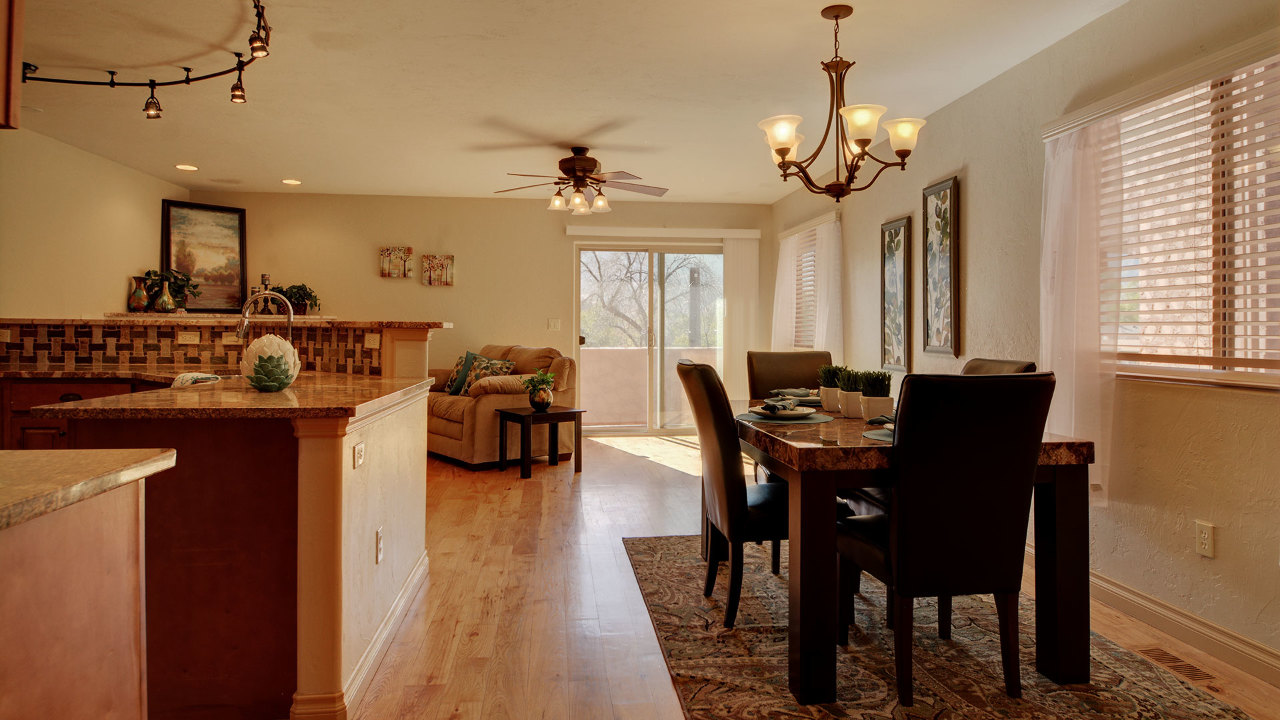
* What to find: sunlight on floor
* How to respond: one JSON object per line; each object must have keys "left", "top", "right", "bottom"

{"left": 590, "top": 435, "right": 753, "bottom": 478}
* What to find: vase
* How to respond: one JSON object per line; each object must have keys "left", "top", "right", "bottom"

{"left": 839, "top": 390, "right": 863, "bottom": 419}
{"left": 529, "top": 386, "right": 553, "bottom": 411}
{"left": 153, "top": 281, "right": 177, "bottom": 313}
{"left": 859, "top": 395, "right": 895, "bottom": 420}
{"left": 819, "top": 386, "right": 841, "bottom": 413}
{"left": 290, "top": 302, "right": 308, "bottom": 317}
{"left": 127, "top": 276, "right": 148, "bottom": 312}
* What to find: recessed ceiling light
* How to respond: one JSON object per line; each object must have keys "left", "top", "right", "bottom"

{"left": 175, "top": 164, "right": 199, "bottom": 172}
{"left": 281, "top": 178, "right": 302, "bottom": 185}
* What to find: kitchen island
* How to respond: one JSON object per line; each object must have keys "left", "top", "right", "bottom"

{"left": 34, "top": 372, "right": 433, "bottom": 720}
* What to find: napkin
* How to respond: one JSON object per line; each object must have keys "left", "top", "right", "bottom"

{"left": 770, "top": 388, "right": 813, "bottom": 397}
{"left": 760, "top": 397, "right": 798, "bottom": 413}
{"left": 171, "top": 372, "right": 222, "bottom": 388}
{"left": 866, "top": 413, "right": 895, "bottom": 425}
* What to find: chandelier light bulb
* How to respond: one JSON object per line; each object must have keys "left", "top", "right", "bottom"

{"left": 547, "top": 189, "right": 569, "bottom": 211}
{"left": 883, "top": 118, "right": 926, "bottom": 158}
{"left": 839, "top": 104, "right": 887, "bottom": 145}
{"left": 758, "top": 115, "right": 804, "bottom": 162}
{"left": 569, "top": 189, "right": 589, "bottom": 210}
{"left": 591, "top": 191, "right": 611, "bottom": 213}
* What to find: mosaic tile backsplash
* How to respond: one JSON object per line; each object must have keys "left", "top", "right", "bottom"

{"left": 1, "top": 321, "right": 383, "bottom": 376}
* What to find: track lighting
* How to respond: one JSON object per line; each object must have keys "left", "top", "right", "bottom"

{"left": 230, "top": 60, "right": 247, "bottom": 103}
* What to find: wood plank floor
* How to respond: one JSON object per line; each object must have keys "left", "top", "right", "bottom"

{"left": 352, "top": 437, "right": 1280, "bottom": 720}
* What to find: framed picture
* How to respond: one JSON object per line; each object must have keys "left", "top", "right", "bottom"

{"left": 881, "top": 216, "right": 911, "bottom": 372}
{"left": 380, "top": 246, "right": 414, "bottom": 278}
{"left": 922, "top": 176, "right": 960, "bottom": 356}
{"left": 161, "top": 200, "right": 247, "bottom": 313}
{"left": 422, "top": 254, "right": 454, "bottom": 286}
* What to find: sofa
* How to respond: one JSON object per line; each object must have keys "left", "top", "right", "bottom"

{"left": 427, "top": 344, "right": 577, "bottom": 467}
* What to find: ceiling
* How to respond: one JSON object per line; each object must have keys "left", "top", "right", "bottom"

{"left": 19, "top": 0, "right": 1129, "bottom": 204}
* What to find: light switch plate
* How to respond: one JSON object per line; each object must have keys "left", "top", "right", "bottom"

{"left": 547, "top": 318, "right": 561, "bottom": 331}
{"left": 353, "top": 441, "right": 366, "bottom": 468}
{"left": 177, "top": 331, "right": 201, "bottom": 345}
{"left": 220, "top": 332, "right": 242, "bottom": 345}
{"left": 363, "top": 333, "right": 381, "bottom": 350}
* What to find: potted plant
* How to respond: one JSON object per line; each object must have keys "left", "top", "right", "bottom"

{"left": 270, "top": 284, "right": 321, "bottom": 316}
{"left": 143, "top": 269, "right": 201, "bottom": 312}
{"left": 522, "top": 368, "right": 556, "bottom": 411}
{"left": 817, "top": 364, "right": 843, "bottom": 413}
{"left": 859, "top": 370, "right": 895, "bottom": 419}
{"left": 837, "top": 368, "right": 864, "bottom": 419}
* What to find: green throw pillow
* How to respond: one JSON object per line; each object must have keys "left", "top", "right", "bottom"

{"left": 447, "top": 352, "right": 479, "bottom": 395}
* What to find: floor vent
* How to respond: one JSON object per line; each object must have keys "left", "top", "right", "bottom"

{"left": 1137, "top": 647, "right": 1217, "bottom": 683}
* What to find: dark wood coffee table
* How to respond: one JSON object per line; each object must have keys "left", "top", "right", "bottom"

{"left": 496, "top": 406, "right": 585, "bottom": 479}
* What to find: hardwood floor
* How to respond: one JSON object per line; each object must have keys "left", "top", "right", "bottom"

{"left": 352, "top": 437, "right": 1280, "bottom": 720}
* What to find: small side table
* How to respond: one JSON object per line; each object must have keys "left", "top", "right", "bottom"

{"left": 496, "top": 406, "right": 586, "bottom": 479}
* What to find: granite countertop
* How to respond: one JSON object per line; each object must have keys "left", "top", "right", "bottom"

{"left": 31, "top": 373, "right": 434, "bottom": 420}
{"left": 1, "top": 364, "right": 208, "bottom": 383}
{"left": 0, "top": 448, "right": 177, "bottom": 530}
{"left": 3, "top": 316, "right": 453, "bottom": 330}
{"left": 737, "top": 415, "right": 1095, "bottom": 471}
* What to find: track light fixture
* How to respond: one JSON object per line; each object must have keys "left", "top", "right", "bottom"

{"left": 21, "top": 0, "right": 272, "bottom": 119}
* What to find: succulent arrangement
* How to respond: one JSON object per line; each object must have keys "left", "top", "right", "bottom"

{"left": 817, "top": 365, "right": 843, "bottom": 388}
{"left": 240, "top": 334, "right": 302, "bottom": 392}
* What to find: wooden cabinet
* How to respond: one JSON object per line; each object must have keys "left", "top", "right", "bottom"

{"left": 2, "top": 379, "right": 134, "bottom": 449}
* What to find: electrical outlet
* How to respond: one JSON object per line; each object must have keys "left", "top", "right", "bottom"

{"left": 353, "top": 442, "right": 366, "bottom": 469}
{"left": 1196, "top": 520, "right": 1216, "bottom": 558}
{"left": 0, "top": 328, "right": 10, "bottom": 343}
{"left": 375, "top": 527, "right": 384, "bottom": 565}
{"left": 363, "top": 333, "right": 381, "bottom": 350}
{"left": 177, "top": 331, "right": 201, "bottom": 345}
{"left": 220, "top": 332, "right": 242, "bottom": 345}
{"left": 547, "top": 318, "right": 561, "bottom": 331}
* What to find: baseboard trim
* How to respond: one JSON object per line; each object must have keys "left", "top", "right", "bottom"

{"left": 1087, "top": 570, "right": 1280, "bottom": 689}
{"left": 289, "top": 692, "right": 347, "bottom": 720}
{"left": 341, "top": 550, "right": 431, "bottom": 714}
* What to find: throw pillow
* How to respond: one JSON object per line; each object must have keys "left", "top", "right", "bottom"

{"left": 446, "top": 352, "right": 478, "bottom": 395}
{"left": 458, "top": 356, "right": 516, "bottom": 395}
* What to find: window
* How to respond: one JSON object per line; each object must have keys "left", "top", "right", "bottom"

{"left": 1100, "top": 53, "right": 1280, "bottom": 381}
{"left": 771, "top": 216, "right": 842, "bottom": 361}
{"left": 792, "top": 228, "right": 818, "bottom": 348}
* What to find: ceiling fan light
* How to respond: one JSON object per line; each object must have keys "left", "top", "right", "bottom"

{"left": 839, "top": 104, "right": 886, "bottom": 145}
{"left": 591, "top": 191, "right": 611, "bottom": 213}
{"left": 571, "top": 206, "right": 592, "bottom": 216}
{"left": 547, "top": 190, "right": 569, "bottom": 211}
{"left": 883, "top": 118, "right": 926, "bottom": 157}
{"left": 569, "top": 189, "right": 589, "bottom": 210}
{"left": 758, "top": 114, "right": 803, "bottom": 162}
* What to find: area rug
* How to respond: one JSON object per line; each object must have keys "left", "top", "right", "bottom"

{"left": 623, "top": 535, "right": 1254, "bottom": 720}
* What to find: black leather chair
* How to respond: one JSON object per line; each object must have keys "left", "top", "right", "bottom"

{"left": 962, "top": 358, "right": 1037, "bottom": 374}
{"left": 746, "top": 350, "right": 832, "bottom": 400}
{"left": 835, "top": 372, "right": 1055, "bottom": 706}
{"left": 677, "top": 359, "right": 788, "bottom": 628}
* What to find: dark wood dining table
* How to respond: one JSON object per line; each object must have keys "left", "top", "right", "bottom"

{"left": 734, "top": 413, "right": 1095, "bottom": 705}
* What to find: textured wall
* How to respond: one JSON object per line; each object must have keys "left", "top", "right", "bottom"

{"left": 768, "top": 0, "right": 1280, "bottom": 649}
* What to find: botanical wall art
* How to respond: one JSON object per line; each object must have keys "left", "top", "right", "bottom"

{"left": 379, "top": 246, "right": 414, "bottom": 278}
{"left": 880, "top": 216, "right": 911, "bottom": 372}
{"left": 422, "top": 254, "right": 455, "bottom": 286}
{"left": 161, "top": 200, "right": 247, "bottom": 313}
{"left": 922, "top": 176, "right": 960, "bottom": 356}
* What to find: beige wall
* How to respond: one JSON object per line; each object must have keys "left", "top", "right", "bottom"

{"left": 0, "top": 129, "right": 189, "bottom": 316}
{"left": 188, "top": 190, "right": 771, "bottom": 367}
{"left": 769, "top": 0, "right": 1280, "bottom": 649}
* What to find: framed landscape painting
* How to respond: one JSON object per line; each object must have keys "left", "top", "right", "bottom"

{"left": 161, "top": 200, "right": 247, "bottom": 313}
{"left": 881, "top": 216, "right": 911, "bottom": 372}
{"left": 422, "top": 254, "right": 454, "bottom": 286}
{"left": 922, "top": 176, "right": 960, "bottom": 356}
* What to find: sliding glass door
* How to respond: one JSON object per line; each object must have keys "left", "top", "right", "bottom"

{"left": 578, "top": 247, "right": 724, "bottom": 431}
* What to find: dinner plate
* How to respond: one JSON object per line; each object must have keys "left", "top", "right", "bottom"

{"left": 749, "top": 406, "right": 817, "bottom": 419}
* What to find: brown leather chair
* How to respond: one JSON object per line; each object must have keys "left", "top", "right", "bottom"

{"left": 961, "top": 358, "right": 1037, "bottom": 374}
{"left": 746, "top": 350, "right": 832, "bottom": 400}
{"left": 677, "top": 359, "right": 788, "bottom": 629}
{"left": 836, "top": 372, "right": 1055, "bottom": 706}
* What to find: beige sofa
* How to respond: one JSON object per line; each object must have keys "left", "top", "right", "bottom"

{"left": 427, "top": 344, "right": 577, "bottom": 467}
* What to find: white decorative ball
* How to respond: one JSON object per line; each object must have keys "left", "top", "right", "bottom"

{"left": 240, "top": 333, "right": 302, "bottom": 383}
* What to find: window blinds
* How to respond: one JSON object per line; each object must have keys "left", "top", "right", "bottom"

{"left": 1100, "top": 53, "right": 1280, "bottom": 377}
{"left": 792, "top": 228, "right": 818, "bottom": 349}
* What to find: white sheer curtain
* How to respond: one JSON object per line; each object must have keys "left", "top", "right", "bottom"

{"left": 1040, "top": 117, "right": 1119, "bottom": 505}
{"left": 770, "top": 232, "right": 798, "bottom": 351}
{"left": 813, "top": 219, "right": 844, "bottom": 365}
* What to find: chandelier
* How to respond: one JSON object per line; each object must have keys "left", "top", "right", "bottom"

{"left": 758, "top": 5, "right": 924, "bottom": 201}
{"left": 22, "top": 0, "right": 272, "bottom": 120}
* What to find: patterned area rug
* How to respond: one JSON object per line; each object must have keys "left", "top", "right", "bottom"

{"left": 623, "top": 535, "right": 1254, "bottom": 720}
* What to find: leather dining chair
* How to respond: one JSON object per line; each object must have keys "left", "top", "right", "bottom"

{"left": 835, "top": 372, "right": 1055, "bottom": 706}
{"left": 677, "top": 359, "right": 788, "bottom": 628}
{"left": 746, "top": 350, "right": 832, "bottom": 400}
{"left": 961, "top": 357, "right": 1037, "bottom": 374}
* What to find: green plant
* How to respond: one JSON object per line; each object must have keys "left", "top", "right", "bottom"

{"left": 817, "top": 365, "right": 843, "bottom": 388}
{"left": 837, "top": 368, "right": 863, "bottom": 392}
{"left": 143, "top": 269, "right": 201, "bottom": 308}
{"left": 522, "top": 368, "right": 555, "bottom": 392}
{"left": 861, "top": 371, "right": 893, "bottom": 398}
{"left": 270, "top": 283, "right": 321, "bottom": 311}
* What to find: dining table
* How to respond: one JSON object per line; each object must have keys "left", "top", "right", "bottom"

{"left": 734, "top": 411, "right": 1095, "bottom": 705}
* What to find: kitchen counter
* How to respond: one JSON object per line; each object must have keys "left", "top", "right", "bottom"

{"left": 0, "top": 448, "right": 176, "bottom": 530}
{"left": 5, "top": 315, "right": 452, "bottom": 330}
{"left": 32, "top": 372, "right": 433, "bottom": 419}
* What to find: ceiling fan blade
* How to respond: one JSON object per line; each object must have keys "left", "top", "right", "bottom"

{"left": 493, "top": 182, "right": 557, "bottom": 194}
{"left": 507, "top": 173, "right": 564, "bottom": 179}
{"left": 583, "top": 186, "right": 596, "bottom": 206}
{"left": 602, "top": 181, "right": 669, "bottom": 197}
{"left": 589, "top": 170, "right": 640, "bottom": 182}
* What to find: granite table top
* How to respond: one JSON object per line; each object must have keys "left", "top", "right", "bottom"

{"left": 31, "top": 373, "right": 434, "bottom": 420}
{"left": 737, "top": 415, "right": 1095, "bottom": 472}
{"left": 0, "top": 448, "right": 177, "bottom": 530}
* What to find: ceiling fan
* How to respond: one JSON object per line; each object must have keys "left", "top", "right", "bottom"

{"left": 494, "top": 146, "right": 668, "bottom": 215}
